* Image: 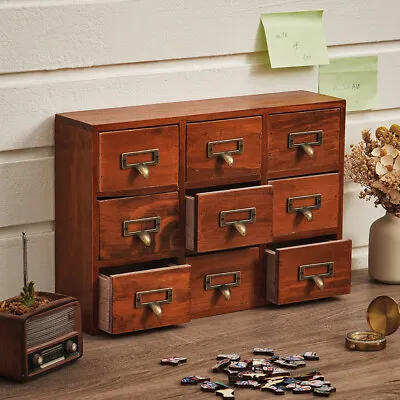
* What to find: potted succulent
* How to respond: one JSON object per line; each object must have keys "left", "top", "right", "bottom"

{"left": 0, "top": 233, "right": 53, "bottom": 315}
{"left": 345, "top": 124, "right": 400, "bottom": 283}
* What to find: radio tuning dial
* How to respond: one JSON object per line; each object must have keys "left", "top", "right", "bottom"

{"left": 32, "top": 353, "right": 43, "bottom": 366}
{"left": 65, "top": 340, "right": 78, "bottom": 353}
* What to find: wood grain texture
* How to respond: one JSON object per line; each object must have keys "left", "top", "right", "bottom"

{"left": 58, "top": 91, "right": 343, "bottom": 128}
{"left": 267, "top": 240, "right": 352, "bottom": 304}
{"left": 186, "top": 117, "right": 261, "bottom": 185}
{"left": 99, "top": 125, "right": 179, "bottom": 196}
{"left": 270, "top": 173, "right": 339, "bottom": 240}
{"left": 99, "top": 264, "right": 191, "bottom": 334}
{"left": 267, "top": 108, "right": 341, "bottom": 179}
{"left": 189, "top": 185, "right": 273, "bottom": 253}
{"left": 187, "top": 247, "right": 264, "bottom": 319}
{"left": 98, "top": 192, "right": 180, "bottom": 261}
{"left": 1, "top": 270, "right": 398, "bottom": 399}
{"left": 55, "top": 117, "right": 96, "bottom": 335}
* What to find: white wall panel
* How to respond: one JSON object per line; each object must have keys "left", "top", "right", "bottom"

{"left": 0, "top": 0, "right": 399, "bottom": 73}
{"left": 0, "top": 232, "right": 54, "bottom": 300}
{"left": 0, "top": 58, "right": 317, "bottom": 151}
{"left": 0, "top": 158, "right": 54, "bottom": 227}
{"left": 0, "top": 48, "right": 400, "bottom": 152}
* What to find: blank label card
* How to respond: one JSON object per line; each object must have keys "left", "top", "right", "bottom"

{"left": 319, "top": 56, "right": 378, "bottom": 111}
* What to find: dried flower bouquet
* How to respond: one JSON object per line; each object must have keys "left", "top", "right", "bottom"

{"left": 345, "top": 124, "right": 400, "bottom": 217}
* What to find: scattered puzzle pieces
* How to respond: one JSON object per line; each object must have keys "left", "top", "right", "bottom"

{"left": 234, "top": 380, "right": 261, "bottom": 389}
{"left": 229, "top": 361, "right": 251, "bottom": 371}
{"left": 160, "top": 357, "right": 187, "bottom": 366}
{"left": 303, "top": 351, "right": 319, "bottom": 361}
{"left": 217, "top": 354, "right": 240, "bottom": 361}
{"left": 254, "top": 348, "right": 274, "bottom": 356}
{"left": 293, "top": 384, "right": 312, "bottom": 394}
{"left": 212, "top": 358, "right": 231, "bottom": 372}
{"left": 181, "top": 376, "right": 210, "bottom": 385}
{"left": 201, "top": 381, "right": 220, "bottom": 392}
{"left": 216, "top": 388, "right": 235, "bottom": 399}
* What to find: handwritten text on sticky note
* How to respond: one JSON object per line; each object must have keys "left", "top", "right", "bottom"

{"left": 261, "top": 10, "right": 329, "bottom": 68}
{"left": 319, "top": 56, "right": 378, "bottom": 111}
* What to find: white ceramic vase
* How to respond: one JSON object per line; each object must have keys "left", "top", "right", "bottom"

{"left": 368, "top": 211, "right": 400, "bottom": 283}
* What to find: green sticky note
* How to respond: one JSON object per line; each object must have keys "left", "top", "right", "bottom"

{"left": 319, "top": 56, "right": 378, "bottom": 111}
{"left": 261, "top": 10, "right": 329, "bottom": 68}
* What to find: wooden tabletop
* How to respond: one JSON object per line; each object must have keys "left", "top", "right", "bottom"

{"left": 1, "top": 269, "right": 399, "bottom": 399}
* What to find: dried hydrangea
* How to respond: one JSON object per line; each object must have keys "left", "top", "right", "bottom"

{"left": 345, "top": 125, "right": 400, "bottom": 217}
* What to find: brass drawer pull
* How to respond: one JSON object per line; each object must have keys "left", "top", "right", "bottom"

{"left": 287, "top": 194, "right": 321, "bottom": 222}
{"left": 122, "top": 216, "right": 161, "bottom": 247}
{"left": 207, "top": 138, "right": 244, "bottom": 167}
{"left": 219, "top": 207, "right": 256, "bottom": 236}
{"left": 298, "top": 262, "right": 334, "bottom": 290}
{"left": 205, "top": 271, "right": 241, "bottom": 300}
{"left": 288, "top": 130, "right": 323, "bottom": 158}
{"left": 120, "top": 148, "right": 160, "bottom": 178}
{"left": 135, "top": 288, "right": 173, "bottom": 318}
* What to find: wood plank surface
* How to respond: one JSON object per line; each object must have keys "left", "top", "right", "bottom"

{"left": 58, "top": 91, "right": 342, "bottom": 128}
{"left": 1, "top": 269, "right": 399, "bottom": 398}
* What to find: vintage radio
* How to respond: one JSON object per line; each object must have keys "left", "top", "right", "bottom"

{"left": 0, "top": 233, "right": 82, "bottom": 381}
{"left": 0, "top": 292, "right": 82, "bottom": 381}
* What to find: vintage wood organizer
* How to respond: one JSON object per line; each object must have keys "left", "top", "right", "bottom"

{"left": 55, "top": 91, "right": 351, "bottom": 335}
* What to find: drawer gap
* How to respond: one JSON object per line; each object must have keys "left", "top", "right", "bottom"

{"left": 267, "top": 235, "right": 336, "bottom": 251}
{"left": 100, "top": 259, "right": 178, "bottom": 276}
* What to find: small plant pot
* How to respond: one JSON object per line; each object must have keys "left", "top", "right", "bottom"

{"left": 0, "top": 292, "right": 82, "bottom": 381}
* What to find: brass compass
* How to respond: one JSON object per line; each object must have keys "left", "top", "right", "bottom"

{"left": 346, "top": 296, "right": 400, "bottom": 351}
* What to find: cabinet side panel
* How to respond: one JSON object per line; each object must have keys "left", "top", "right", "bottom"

{"left": 55, "top": 117, "right": 95, "bottom": 334}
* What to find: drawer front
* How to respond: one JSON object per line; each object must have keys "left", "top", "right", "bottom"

{"left": 268, "top": 109, "right": 341, "bottom": 178}
{"left": 266, "top": 240, "right": 351, "bottom": 304}
{"left": 188, "top": 247, "right": 264, "bottom": 318}
{"left": 271, "top": 173, "right": 339, "bottom": 239}
{"left": 99, "top": 192, "right": 179, "bottom": 260}
{"left": 99, "top": 264, "right": 191, "bottom": 334}
{"left": 99, "top": 125, "right": 179, "bottom": 194}
{"left": 186, "top": 185, "right": 273, "bottom": 253}
{"left": 186, "top": 117, "right": 262, "bottom": 185}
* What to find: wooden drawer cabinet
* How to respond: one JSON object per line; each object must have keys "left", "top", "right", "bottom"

{"left": 186, "top": 117, "right": 262, "bottom": 186}
{"left": 98, "top": 192, "right": 180, "bottom": 261}
{"left": 268, "top": 109, "right": 341, "bottom": 179}
{"left": 270, "top": 173, "right": 339, "bottom": 240}
{"left": 266, "top": 239, "right": 352, "bottom": 304}
{"left": 55, "top": 91, "right": 350, "bottom": 335}
{"left": 99, "top": 125, "right": 179, "bottom": 195}
{"left": 187, "top": 247, "right": 264, "bottom": 319}
{"left": 99, "top": 263, "right": 191, "bottom": 334}
{"left": 186, "top": 185, "right": 273, "bottom": 253}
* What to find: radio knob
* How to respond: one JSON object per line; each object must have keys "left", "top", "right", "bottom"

{"left": 65, "top": 340, "right": 77, "bottom": 353}
{"left": 32, "top": 353, "right": 43, "bottom": 366}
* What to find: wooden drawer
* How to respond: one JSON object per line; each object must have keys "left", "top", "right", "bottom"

{"left": 266, "top": 239, "right": 351, "bottom": 304}
{"left": 186, "top": 185, "right": 273, "bottom": 253}
{"left": 186, "top": 117, "right": 262, "bottom": 186}
{"left": 99, "top": 192, "right": 179, "bottom": 261}
{"left": 99, "top": 262, "right": 191, "bottom": 334}
{"left": 98, "top": 125, "right": 179, "bottom": 194}
{"left": 270, "top": 173, "right": 339, "bottom": 240}
{"left": 187, "top": 247, "right": 264, "bottom": 319}
{"left": 268, "top": 109, "right": 341, "bottom": 179}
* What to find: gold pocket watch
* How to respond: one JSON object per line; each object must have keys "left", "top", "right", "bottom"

{"left": 346, "top": 296, "right": 400, "bottom": 351}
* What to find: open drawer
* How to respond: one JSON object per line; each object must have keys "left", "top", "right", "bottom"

{"left": 186, "top": 185, "right": 273, "bottom": 253}
{"left": 99, "top": 262, "right": 191, "bottom": 334}
{"left": 266, "top": 239, "right": 351, "bottom": 304}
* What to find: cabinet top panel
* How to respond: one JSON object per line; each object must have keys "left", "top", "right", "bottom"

{"left": 56, "top": 91, "right": 344, "bottom": 129}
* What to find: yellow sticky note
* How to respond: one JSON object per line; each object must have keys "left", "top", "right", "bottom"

{"left": 319, "top": 56, "right": 378, "bottom": 112}
{"left": 261, "top": 10, "right": 329, "bottom": 68}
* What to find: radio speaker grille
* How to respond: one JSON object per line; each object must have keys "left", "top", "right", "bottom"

{"left": 26, "top": 305, "right": 77, "bottom": 349}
